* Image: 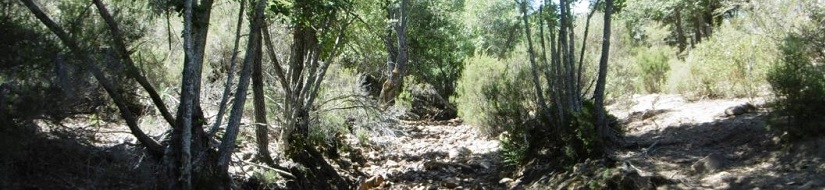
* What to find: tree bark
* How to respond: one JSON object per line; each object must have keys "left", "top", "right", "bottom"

{"left": 595, "top": 0, "right": 616, "bottom": 143}
{"left": 379, "top": 0, "right": 409, "bottom": 105}
{"left": 674, "top": 5, "right": 687, "bottom": 51}
{"left": 519, "top": 0, "right": 550, "bottom": 120}
{"left": 178, "top": 0, "right": 197, "bottom": 188}
{"left": 217, "top": 0, "right": 266, "bottom": 173}
{"left": 252, "top": 27, "right": 274, "bottom": 166}
{"left": 577, "top": 0, "right": 601, "bottom": 93}
{"left": 208, "top": 0, "right": 245, "bottom": 136}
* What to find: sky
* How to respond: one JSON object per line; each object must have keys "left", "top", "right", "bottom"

{"left": 530, "top": 0, "right": 592, "bottom": 15}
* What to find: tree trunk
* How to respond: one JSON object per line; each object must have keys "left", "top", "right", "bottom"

{"left": 518, "top": 0, "right": 550, "bottom": 120}
{"left": 22, "top": 0, "right": 165, "bottom": 157}
{"left": 674, "top": 6, "right": 687, "bottom": 51}
{"left": 379, "top": 0, "right": 409, "bottom": 105}
{"left": 208, "top": 0, "right": 245, "bottom": 136}
{"left": 595, "top": 0, "right": 617, "bottom": 143}
{"left": 177, "top": 0, "right": 198, "bottom": 188}
{"left": 92, "top": 0, "right": 176, "bottom": 127}
{"left": 252, "top": 27, "right": 274, "bottom": 166}
{"left": 577, "top": 0, "right": 601, "bottom": 90}
{"left": 217, "top": 0, "right": 267, "bottom": 178}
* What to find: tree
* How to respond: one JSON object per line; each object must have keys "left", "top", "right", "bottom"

{"left": 595, "top": 0, "right": 618, "bottom": 143}
{"left": 22, "top": 0, "right": 271, "bottom": 188}
{"left": 379, "top": 0, "right": 409, "bottom": 104}
{"left": 462, "top": 0, "right": 520, "bottom": 58}
{"left": 513, "top": 0, "right": 621, "bottom": 164}
{"left": 263, "top": 0, "right": 352, "bottom": 188}
{"left": 405, "top": 0, "right": 470, "bottom": 98}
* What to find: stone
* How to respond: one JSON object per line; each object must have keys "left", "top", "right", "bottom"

{"left": 799, "top": 179, "right": 823, "bottom": 189}
{"left": 357, "top": 175, "right": 385, "bottom": 190}
{"left": 406, "top": 83, "right": 457, "bottom": 121}
{"left": 724, "top": 103, "right": 756, "bottom": 117}
{"left": 442, "top": 178, "right": 459, "bottom": 189}
{"left": 692, "top": 153, "right": 726, "bottom": 174}
{"left": 499, "top": 178, "right": 514, "bottom": 184}
{"left": 700, "top": 171, "right": 734, "bottom": 189}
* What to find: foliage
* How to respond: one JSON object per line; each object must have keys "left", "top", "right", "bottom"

{"left": 406, "top": 0, "right": 472, "bottom": 98}
{"left": 455, "top": 53, "right": 534, "bottom": 165}
{"left": 455, "top": 54, "right": 533, "bottom": 137}
{"left": 672, "top": 21, "right": 775, "bottom": 99}
{"left": 498, "top": 131, "right": 528, "bottom": 166}
{"left": 767, "top": 32, "right": 825, "bottom": 139}
{"left": 635, "top": 46, "right": 671, "bottom": 93}
{"left": 1, "top": 1, "right": 151, "bottom": 122}
{"left": 461, "top": 0, "right": 520, "bottom": 57}
{"left": 251, "top": 169, "right": 280, "bottom": 188}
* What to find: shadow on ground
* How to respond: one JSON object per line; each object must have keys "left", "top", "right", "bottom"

{"left": 621, "top": 112, "right": 825, "bottom": 189}
{"left": 0, "top": 120, "right": 157, "bottom": 189}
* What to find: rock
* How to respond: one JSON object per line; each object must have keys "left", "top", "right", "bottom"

{"left": 700, "top": 171, "right": 734, "bottom": 189}
{"left": 499, "top": 178, "right": 514, "bottom": 184}
{"left": 442, "top": 178, "right": 459, "bottom": 189}
{"left": 424, "top": 161, "right": 449, "bottom": 171}
{"left": 357, "top": 175, "right": 385, "bottom": 190}
{"left": 692, "top": 153, "right": 726, "bottom": 174}
{"left": 724, "top": 103, "right": 756, "bottom": 117}
{"left": 799, "top": 179, "right": 823, "bottom": 189}
{"left": 241, "top": 152, "right": 254, "bottom": 161}
{"left": 407, "top": 83, "right": 457, "bottom": 121}
{"left": 385, "top": 160, "right": 398, "bottom": 167}
{"left": 448, "top": 147, "right": 472, "bottom": 161}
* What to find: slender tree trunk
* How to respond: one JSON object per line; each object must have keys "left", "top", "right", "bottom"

{"left": 518, "top": 0, "right": 550, "bottom": 119}
{"left": 178, "top": 0, "right": 197, "bottom": 188}
{"left": 577, "top": 0, "right": 601, "bottom": 94}
{"left": 217, "top": 0, "right": 266, "bottom": 175}
{"left": 92, "top": 0, "right": 176, "bottom": 127}
{"left": 191, "top": 0, "right": 215, "bottom": 107}
{"left": 208, "top": 0, "right": 245, "bottom": 136}
{"left": 22, "top": 0, "right": 165, "bottom": 159}
{"left": 595, "top": 0, "right": 615, "bottom": 142}
{"left": 674, "top": 6, "right": 687, "bottom": 52}
{"left": 543, "top": 0, "right": 566, "bottom": 127}
{"left": 252, "top": 27, "right": 274, "bottom": 166}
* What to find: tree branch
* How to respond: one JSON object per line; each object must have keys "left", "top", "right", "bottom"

{"left": 20, "top": 0, "right": 163, "bottom": 157}
{"left": 92, "top": 0, "right": 177, "bottom": 129}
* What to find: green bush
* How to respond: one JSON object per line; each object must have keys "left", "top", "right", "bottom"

{"left": 456, "top": 51, "right": 622, "bottom": 165}
{"left": 455, "top": 54, "right": 533, "bottom": 137}
{"left": 671, "top": 21, "right": 775, "bottom": 99}
{"left": 454, "top": 53, "right": 533, "bottom": 165}
{"left": 635, "top": 47, "right": 671, "bottom": 93}
{"left": 767, "top": 34, "right": 825, "bottom": 139}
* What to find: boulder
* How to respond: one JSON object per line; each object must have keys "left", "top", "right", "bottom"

{"left": 407, "top": 83, "right": 457, "bottom": 121}
{"left": 724, "top": 103, "right": 757, "bottom": 117}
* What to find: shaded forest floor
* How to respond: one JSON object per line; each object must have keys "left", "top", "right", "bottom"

{"left": 2, "top": 94, "right": 824, "bottom": 189}
{"left": 605, "top": 94, "right": 825, "bottom": 189}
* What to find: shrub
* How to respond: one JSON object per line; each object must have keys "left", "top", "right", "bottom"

{"left": 454, "top": 53, "right": 533, "bottom": 165}
{"left": 635, "top": 47, "right": 672, "bottom": 93}
{"left": 454, "top": 54, "right": 533, "bottom": 137}
{"left": 457, "top": 50, "right": 623, "bottom": 166}
{"left": 671, "top": 21, "right": 775, "bottom": 99}
{"left": 767, "top": 34, "right": 825, "bottom": 139}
